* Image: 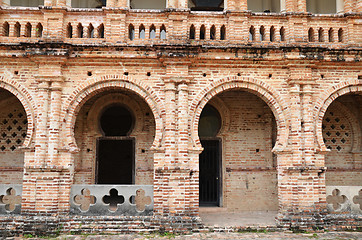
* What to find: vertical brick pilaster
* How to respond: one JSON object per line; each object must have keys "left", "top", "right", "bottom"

{"left": 43, "top": 11, "right": 65, "bottom": 40}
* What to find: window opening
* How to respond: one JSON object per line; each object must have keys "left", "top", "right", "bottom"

{"left": 71, "top": 0, "right": 106, "bottom": 8}
{"left": 129, "top": 24, "right": 135, "bottom": 40}
{"left": 149, "top": 25, "right": 156, "bottom": 39}
{"left": 10, "top": 0, "right": 44, "bottom": 7}
{"left": 139, "top": 25, "right": 145, "bottom": 39}
{"left": 328, "top": 28, "right": 334, "bottom": 42}
{"left": 87, "top": 24, "right": 94, "bottom": 38}
{"left": 198, "top": 104, "right": 221, "bottom": 138}
{"left": 98, "top": 24, "right": 104, "bottom": 38}
{"left": 3, "top": 22, "right": 9, "bottom": 37}
{"left": 220, "top": 25, "right": 226, "bottom": 40}
{"left": 259, "top": 26, "right": 265, "bottom": 41}
{"left": 100, "top": 105, "right": 134, "bottom": 137}
{"left": 247, "top": 0, "right": 281, "bottom": 13}
{"left": 270, "top": 26, "right": 275, "bottom": 42}
{"left": 200, "top": 25, "right": 206, "bottom": 40}
{"left": 14, "top": 22, "right": 20, "bottom": 37}
{"left": 189, "top": 0, "right": 224, "bottom": 11}
{"left": 190, "top": 25, "right": 196, "bottom": 39}
{"left": 210, "top": 25, "right": 216, "bottom": 40}
{"left": 35, "top": 23, "right": 43, "bottom": 38}
{"left": 160, "top": 25, "right": 166, "bottom": 39}
{"left": 307, "top": 0, "right": 337, "bottom": 14}
{"left": 67, "top": 23, "right": 73, "bottom": 38}
{"left": 318, "top": 27, "right": 324, "bottom": 42}
{"left": 308, "top": 28, "right": 314, "bottom": 42}
{"left": 249, "top": 26, "right": 255, "bottom": 41}
{"left": 77, "top": 23, "right": 83, "bottom": 38}
{"left": 338, "top": 28, "right": 343, "bottom": 42}
{"left": 130, "top": 0, "right": 166, "bottom": 9}
{"left": 280, "top": 27, "right": 285, "bottom": 41}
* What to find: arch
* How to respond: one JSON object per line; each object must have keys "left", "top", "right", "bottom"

{"left": 77, "top": 23, "right": 83, "bottom": 38}
{"left": 14, "top": 22, "right": 20, "bottom": 37}
{"left": 200, "top": 25, "right": 206, "bottom": 40}
{"left": 0, "top": 75, "right": 36, "bottom": 149}
{"left": 98, "top": 24, "right": 104, "bottom": 38}
{"left": 128, "top": 24, "right": 135, "bottom": 40}
{"left": 189, "top": 24, "right": 195, "bottom": 39}
{"left": 249, "top": 26, "right": 255, "bottom": 41}
{"left": 270, "top": 26, "right": 275, "bottom": 42}
{"left": 308, "top": 27, "right": 314, "bottom": 42}
{"left": 259, "top": 26, "right": 265, "bottom": 41}
{"left": 3, "top": 22, "right": 9, "bottom": 37}
{"left": 220, "top": 25, "right": 226, "bottom": 40}
{"left": 328, "top": 28, "right": 334, "bottom": 42}
{"left": 315, "top": 81, "right": 361, "bottom": 151}
{"left": 149, "top": 24, "right": 156, "bottom": 39}
{"left": 190, "top": 76, "right": 288, "bottom": 151}
{"left": 35, "top": 23, "right": 43, "bottom": 38}
{"left": 25, "top": 22, "right": 31, "bottom": 38}
{"left": 160, "top": 25, "right": 166, "bottom": 40}
{"left": 338, "top": 28, "right": 343, "bottom": 42}
{"left": 139, "top": 24, "right": 145, "bottom": 39}
{"left": 87, "top": 24, "right": 94, "bottom": 38}
{"left": 66, "top": 23, "right": 73, "bottom": 38}
{"left": 210, "top": 25, "right": 216, "bottom": 40}
{"left": 279, "top": 26, "right": 285, "bottom": 42}
{"left": 63, "top": 75, "right": 164, "bottom": 152}
{"left": 318, "top": 27, "right": 324, "bottom": 42}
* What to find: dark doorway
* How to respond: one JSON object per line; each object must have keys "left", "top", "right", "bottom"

{"left": 97, "top": 138, "right": 134, "bottom": 184}
{"left": 199, "top": 139, "right": 221, "bottom": 206}
{"left": 96, "top": 104, "right": 135, "bottom": 184}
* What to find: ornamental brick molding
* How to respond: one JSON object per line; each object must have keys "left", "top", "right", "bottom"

{"left": 352, "top": 189, "right": 362, "bottom": 210}
{"left": 326, "top": 189, "right": 347, "bottom": 210}
{"left": 74, "top": 188, "right": 96, "bottom": 212}
{"left": 133, "top": 189, "right": 152, "bottom": 212}
{"left": 0, "top": 188, "right": 21, "bottom": 212}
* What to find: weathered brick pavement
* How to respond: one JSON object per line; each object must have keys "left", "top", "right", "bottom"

{"left": 9, "top": 231, "right": 362, "bottom": 240}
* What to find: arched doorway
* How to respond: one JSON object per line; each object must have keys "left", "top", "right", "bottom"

{"left": 73, "top": 91, "right": 155, "bottom": 186}
{"left": 198, "top": 90, "right": 278, "bottom": 226}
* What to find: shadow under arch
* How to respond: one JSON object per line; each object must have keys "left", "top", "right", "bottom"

{"left": 63, "top": 75, "right": 164, "bottom": 152}
{"left": 315, "top": 82, "right": 362, "bottom": 152}
{"left": 0, "top": 75, "right": 35, "bottom": 148}
{"left": 190, "top": 76, "right": 289, "bottom": 152}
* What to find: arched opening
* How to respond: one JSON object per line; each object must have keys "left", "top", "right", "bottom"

{"left": 98, "top": 24, "right": 104, "bottom": 38}
{"left": 87, "top": 24, "right": 94, "bottom": 38}
{"left": 160, "top": 25, "right": 166, "bottom": 40}
{"left": 139, "top": 25, "right": 145, "bottom": 39}
{"left": 210, "top": 25, "right": 216, "bottom": 40}
{"left": 338, "top": 28, "right": 343, "bottom": 42}
{"left": 67, "top": 23, "right": 73, "bottom": 38}
{"left": 77, "top": 23, "right": 83, "bottom": 38}
{"left": 3, "top": 22, "right": 9, "bottom": 37}
{"left": 149, "top": 25, "right": 156, "bottom": 39}
{"left": 25, "top": 22, "right": 31, "bottom": 38}
{"left": 270, "top": 26, "right": 275, "bottom": 42}
{"left": 71, "top": 0, "right": 106, "bottom": 8}
{"left": 129, "top": 24, "right": 135, "bottom": 40}
{"left": 200, "top": 25, "right": 206, "bottom": 40}
{"left": 14, "top": 22, "right": 20, "bottom": 38}
{"left": 189, "top": 25, "right": 196, "bottom": 40}
{"left": 259, "top": 26, "right": 265, "bottom": 41}
{"left": 10, "top": 0, "right": 44, "bottom": 7}
{"left": 249, "top": 26, "right": 255, "bottom": 41}
{"left": 0, "top": 88, "right": 28, "bottom": 185}
{"left": 322, "top": 93, "right": 361, "bottom": 187}
{"left": 318, "top": 27, "right": 324, "bottom": 42}
{"left": 247, "top": 0, "right": 281, "bottom": 12}
{"left": 308, "top": 28, "right": 314, "bottom": 42}
{"left": 189, "top": 0, "right": 224, "bottom": 11}
{"left": 35, "top": 23, "right": 43, "bottom": 38}
{"left": 198, "top": 90, "right": 278, "bottom": 226}
{"left": 220, "top": 25, "right": 226, "bottom": 40}
{"left": 307, "top": 0, "right": 337, "bottom": 13}
{"left": 130, "top": 0, "right": 166, "bottom": 9}
{"left": 279, "top": 27, "right": 285, "bottom": 42}
{"left": 73, "top": 90, "right": 155, "bottom": 186}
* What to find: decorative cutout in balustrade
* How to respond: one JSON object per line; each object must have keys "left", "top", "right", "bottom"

{"left": 326, "top": 186, "right": 362, "bottom": 214}
{"left": 70, "top": 185, "right": 153, "bottom": 216}
{"left": 0, "top": 184, "right": 22, "bottom": 214}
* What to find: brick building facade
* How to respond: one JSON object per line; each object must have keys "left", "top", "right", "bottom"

{"left": 0, "top": 0, "right": 361, "bottom": 235}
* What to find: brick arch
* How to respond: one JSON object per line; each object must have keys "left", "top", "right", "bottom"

{"left": 190, "top": 76, "right": 289, "bottom": 152}
{"left": 0, "top": 75, "right": 35, "bottom": 148}
{"left": 63, "top": 75, "right": 164, "bottom": 152}
{"left": 315, "top": 81, "right": 362, "bottom": 152}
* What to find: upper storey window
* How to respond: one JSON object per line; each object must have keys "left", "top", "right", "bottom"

{"left": 307, "top": 0, "right": 338, "bottom": 14}
{"left": 188, "top": 0, "right": 224, "bottom": 11}
{"left": 10, "top": 0, "right": 44, "bottom": 7}
{"left": 248, "top": 0, "right": 280, "bottom": 13}
{"left": 72, "top": 0, "right": 106, "bottom": 8}
{"left": 130, "top": 0, "right": 166, "bottom": 9}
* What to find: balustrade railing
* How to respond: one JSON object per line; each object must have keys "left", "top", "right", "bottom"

{"left": 326, "top": 186, "right": 362, "bottom": 214}
{"left": 0, "top": 184, "right": 22, "bottom": 215}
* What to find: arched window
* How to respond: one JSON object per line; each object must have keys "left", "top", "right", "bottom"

{"left": 67, "top": 23, "right": 73, "bottom": 38}
{"left": 98, "top": 24, "right": 104, "bottom": 38}
{"left": 14, "top": 22, "right": 21, "bottom": 37}
{"left": 259, "top": 26, "right": 265, "bottom": 41}
{"left": 25, "top": 22, "right": 31, "bottom": 38}
{"left": 328, "top": 28, "right": 334, "bottom": 42}
{"left": 199, "top": 104, "right": 221, "bottom": 138}
{"left": 77, "top": 23, "right": 83, "bottom": 38}
{"left": 189, "top": 25, "right": 195, "bottom": 40}
{"left": 318, "top": 27, "right": 324, "bottom": 42}
{"left": 3, "top": 22, "right": 9, "bottom": 37}
{"left": 308, "top": 28, "right": 314, "bottom": 42}
{"left": 160, "top": 25, "right": 166, "bottom": 40}
{"left": 149, "top": 25, "right": 156, "bottom": 39}
{"left": 220, "top": 25, "right": 226, "bottom": 40}
{"left": 129, "top": 24, "right": 135, "bottom": 40}
{"left": 35, "top": 23, "right": 43, "bottom": 38}
{"left": 87, "top": 24, "right": 94, "bottom": 38}
{"left": 338, "top": 28, "right": 343, "bottom": 42}
{"left": 139, "top": 24, "right": 145, "bottom": 39}
{"left": 249, "top": 26, "right": 255, "bottom": 41}
{"left": 280, "top": 27, "right": 285, "bottom": 41}
{"left": 270, "top": 26, "right": 275, "bottom": 42}
{"left": 210, "top": 25, "right": 216, "bottom": 40}
{"left": 200, "top": 25, "right": 206, "bottom": 40}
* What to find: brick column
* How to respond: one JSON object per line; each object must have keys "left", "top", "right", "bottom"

{"left": 297, "top": 0, "right": 306, "bottom": 12}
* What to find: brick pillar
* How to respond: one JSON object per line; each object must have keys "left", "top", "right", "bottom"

{"left": 43, "top": 11, "right": 65, "bottom": 40}
{"left": 285, "top": 0, "right": 296, "bottom": 12}
{"left": 343, "top": 0, "right": 356, "bottom": 12}
{"left": 167, "top": 0, "right": 177, "bottom": 8}
{"left": 297, "top": 0, "right": 306, "bottom": 12}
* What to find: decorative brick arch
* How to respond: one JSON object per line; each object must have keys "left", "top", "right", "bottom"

{"left": 0, "top": 75, "right": 35, "bottom": 148}
{"left": 63, "top": 75, "right": 164, "bottom": 152}
{"left": 190, "top": 76, "right": 289, "bottom": 151}
{"left": 315, "top": 81, "right": 362, "bottom": 152}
